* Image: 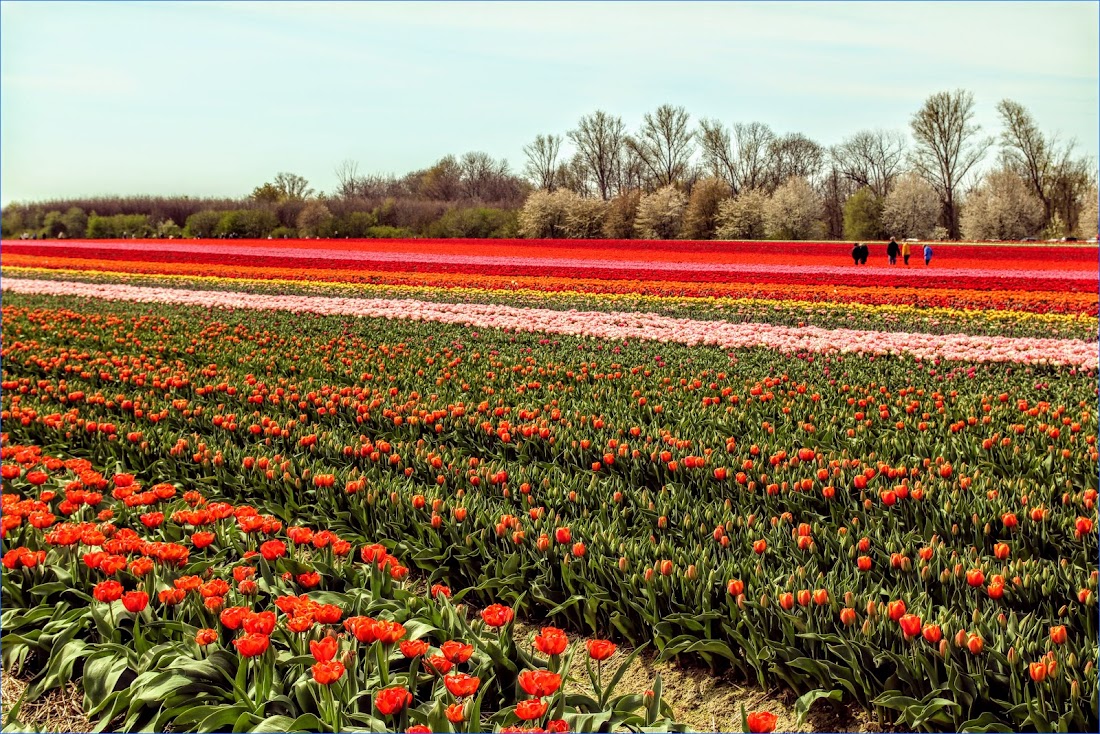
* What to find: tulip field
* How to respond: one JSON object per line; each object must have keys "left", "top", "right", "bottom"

{"left": 1, "top": 237, "right": 1097, "bottom": 733}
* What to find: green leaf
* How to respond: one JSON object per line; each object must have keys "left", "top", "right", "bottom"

{"left": 793, "top": 688, "right": 843, "bottom": 727}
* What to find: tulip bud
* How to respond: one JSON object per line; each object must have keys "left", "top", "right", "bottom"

{"left": 1058, "top": 605, "right": 1068, "bottom": 617}
{"left": 939, "top": 639, "right": 949, "bottom": 658}
{"left": 972, "top": 607, "right": 981, "bottom": 625}
{"left": 998, "top": 613, "right": 1007, "bottom": 628}
{"left": 1084, "top": 661, "right": 1093, "bottom": 676}
{"left": 759, "top": 593, "right": 769, "bottom": 608}
{"left": 1067, "top": 653, "right": 1077, "bottom": 669}
{"left": 955, "top": 629, "right": 968, "bottom": 648}
{"left": 1071, "top": 680, "right": 1080, "bottom": 699}
{"left": 844, "top": 591, "right": 854, "bottom": 607}
{"left": 1007, "top": 647, "right": 1018, "bottom": 666}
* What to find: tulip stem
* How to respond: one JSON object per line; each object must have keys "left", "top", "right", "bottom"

{"left": 376, "top": 642, "right": 389, "bottom": 687}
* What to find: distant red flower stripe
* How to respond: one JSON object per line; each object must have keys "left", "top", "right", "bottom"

{"left": 3, "top": 243, "right": 1090, "bottom": 293}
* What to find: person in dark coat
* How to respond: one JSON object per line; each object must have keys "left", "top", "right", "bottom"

{"left": 886, "top": 237, "right": 900, "bottom": 265}
{"left": 852, "top": 243, "right": 860, "bottom": 265}
{"left": 858, "top": 243, "right": 869, "bottom": 265}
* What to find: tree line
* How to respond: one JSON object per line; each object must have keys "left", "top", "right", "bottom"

{"left": 519, "top": 92, "right": 1096, "bottom": 241}
{"left": 3, "top": 90, "right": 1096, "bottom": 241}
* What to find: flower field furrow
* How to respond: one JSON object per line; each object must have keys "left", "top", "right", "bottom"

{"left": 6, "top": 265, "right": 1095, "bottom": 340}
{"left": 8, "top": 237, "right": 1095, "bottom": 270}
{"left": 13, "top": 241, "right": 1098, "bottom": 279}
{"left": 5, "top": 254, "right": 1095, "bottom": 315}
{"left": 4, "top": 277, "right": 1097, "bottom": 368}
{"left": 4, "top": 243, "right": 1092, "bottom": 292}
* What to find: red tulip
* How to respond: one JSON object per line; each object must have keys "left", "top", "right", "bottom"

{"left": 746, "top": 711, "right": 778, "bottom": 733}
{"left": 444, "top": 672, "right": 481, "bottom": 698}
{"left": 886, "top": 599, "right": 906, "bottom": 621}
{"left": 1050, "top": 625, "right": 1067, "bottom": 645}
{"left": 446, "top": 703, "right": 466, "bottom": 723}
{"left": 375, "top": 686, "right": 412, "bottom": 716}
{"left": 310, "top": 636, "right": 338, "bottom": 662}
{"left": 586, "top": 639, "right": 617, "bottom": 661}
{"left": 400, "top": 639, "right": 430, "bottom": 658}
{"left": 311, "top": 660, "right": 345, "bottom": 685}
{"left": 424, "top": 655, "right": 453, "bottom": 675}
{"left": 195, "top": 628, "right": 217, "bottom": 646}
{"left": 727, "top": 579, "right": 744, "bottom": 596}
{"left": 554, "top": 527, "right": 571, "bottom": 544}
{"left": 518, "top": 669, "right": 562, "bottom": 697}
{"left": 1029, "top": 662, "right": 1047, "bottom": 683}
{"left": 259, "top": 540, "right": 286, "bottom": 561}
{"left": 898, "top": 614, "right": 921, "bottom": 639}
{"left": 220, "top": 606, "right": 249, "bottom": 631}
{"left": 441, "top": 640, "right": 474, "bottom": 664}
{"left": 374, "top": 619, "right": 406, "bottom": 644}
{"left": 121, "top": 591, "right": 148, "bottom": 614}
{"left": 966, "top": 569, "right": 985, "bottom": 587}
{"left": 534, "top": 627, "right": 568, "bottom": 656}
{"left": 233, "top": 632, "right": 270, "bottom": 658}
{"left": 191, "top": 531, "right": 215, "bottom": 549}
{"left": 922, "top": 624, "right": 942, "bottom": 644}
{"left": 515, "top": 698, "right": 549, "bottom": 721}
{"left": 481, "top": 603, "right": 513, "bottom": 628}
{"left": 93, "top": 580, "right": 124, "bottom": 603}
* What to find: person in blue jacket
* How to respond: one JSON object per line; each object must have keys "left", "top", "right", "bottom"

{"left": 923, "top": 244, "right": 933, "bottom": 266}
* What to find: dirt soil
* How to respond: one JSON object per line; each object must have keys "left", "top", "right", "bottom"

{"left": 1, "top": 673, "right": 91, "bottom": 733}
{"left": 513, "top": 620, "right": 888, "bottom": 733}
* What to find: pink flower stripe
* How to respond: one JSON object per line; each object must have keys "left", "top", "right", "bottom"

{"left": 6, "top": 278, "right": 1096, "bottom": 369}
{"left": 12, "top": 241, "right": 1095, "bottom": 282}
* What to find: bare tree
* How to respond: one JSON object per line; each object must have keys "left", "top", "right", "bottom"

{"left": 909, "top": 90, "right": 993, "bottom": 239}
{"left": 568, "top": 111, "right": 626, "bottom": 200}
{"left": 334, "top": 159, "right": 362, "bottom": 199}
{"left": 272, "top": 172, "right": 314, "bottom": 201}
{"left": 832, "top": 130, "right": 907, "bottom": 198}
{"left": 626, "top": 104, "right": 695, "bottom": 189}
{"left": 997, "top": 98, "right": 1095, "bottom": 232}
{"left": 735, "top": 122, "right": 779, "bottom": 192}
{"left": 523, "top": 134, "right": 562, "bottom": 192}
{"left": 460, "top": 151, "right": 509, "bottom": 200}
{"left": 768, "top": 133, "right": 825, "bottom": 190}
{"left": 557, "top": 154, "right": 593, "bottom": 198}
{"left": 415, "top": 156, "right": 464, "bottom": 200}
{"left": 818, "top": 163, "right": 858, "bottom": 239}
{"left": 697, "top": 119, "right": 738, "bottom": 192}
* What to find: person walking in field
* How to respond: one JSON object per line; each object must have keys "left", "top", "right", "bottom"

{"left": 858, "top": 243, "right": 869, "bottom": 265}
{"left": 886, "top": 237, "right": 900, "bottom": 265}
{"left": 852, "top": 243, "right": 861, "bottom": 265}
{"left": 902, "top": 240, "right": 911, "bottom": 265}
{"left": 924, "top": 243, "right": 933, "bottom": 266}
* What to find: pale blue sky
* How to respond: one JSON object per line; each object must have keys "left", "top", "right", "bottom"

{"left": 2, "top": 1, "right": 1097, "bottom": 205}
